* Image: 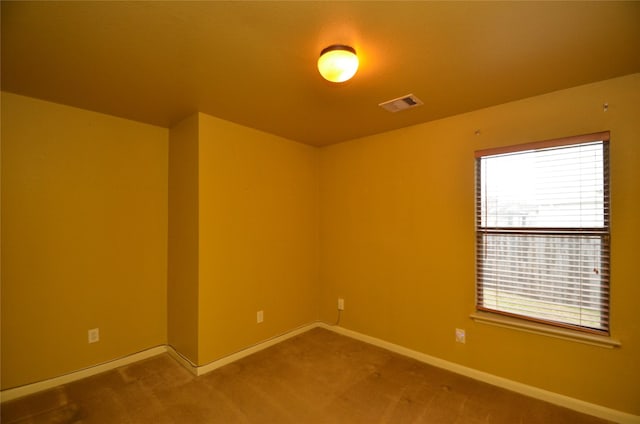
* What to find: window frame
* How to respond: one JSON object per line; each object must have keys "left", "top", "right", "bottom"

{"left": 474, "top": 131, "right": 610, "bottom": 336}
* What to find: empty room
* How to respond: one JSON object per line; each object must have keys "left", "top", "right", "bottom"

{"left": 1, "top": 2, "right": 639, "bottom": 423}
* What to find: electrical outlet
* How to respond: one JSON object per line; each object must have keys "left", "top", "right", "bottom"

{"left": 338, "top": 298, "right": 344, "bottom": 311}
{"left": 455, "top": 328, "right": 466, "bottom": 344}
{"left": 257, "top": 310, "right": 264, "bottom": 323}
{"left": 88, "top": 328, "right": 100, "bottom": 344}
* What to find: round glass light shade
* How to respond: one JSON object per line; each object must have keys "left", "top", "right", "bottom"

{"left": 317, "top": 45, "right": 359, "bottom": 83}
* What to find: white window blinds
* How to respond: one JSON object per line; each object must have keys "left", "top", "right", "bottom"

{"left": 475, "top": 132, "right": 610, "bottom": 334}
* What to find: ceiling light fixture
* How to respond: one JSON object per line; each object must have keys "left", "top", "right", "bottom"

{"left": 317, "top": 45, "right": 359, "bottom": 83}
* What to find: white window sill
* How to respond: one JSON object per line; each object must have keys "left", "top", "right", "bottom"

{"left": 469, "top": 312, "right": 621, "bottom": 349}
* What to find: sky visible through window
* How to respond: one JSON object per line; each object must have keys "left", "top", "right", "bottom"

{"left": 480, "top": 142, "right": 604, "bottom": 229}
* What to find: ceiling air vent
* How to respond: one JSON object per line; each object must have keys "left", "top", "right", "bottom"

{"left": 379, "top": 94, "right": 424, "bottom": 113}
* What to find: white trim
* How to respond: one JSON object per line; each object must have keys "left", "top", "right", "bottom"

{"left": 318, "top": 323, "right": 639, "bottom": 424}
{"left": 0, "top": 324, "right": 319, "bottom": 403}
{"left": 193, "top": 322, "right": 319, "bottom": 376}
{"left": 469, "top": 312, "right": 621, "bottom": 348}
{"left": 3, "top": 323, "right": 637, "bottom": 423}
{"left": 166, "top": 345, "right": 199, "bottom": 375}
{"left": 0, "top": 346, "right": 167, "bottom": 403}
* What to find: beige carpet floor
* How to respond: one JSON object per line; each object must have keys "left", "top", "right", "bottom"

{"left": 1, "top": 327, "right": 609, "bottom": 423}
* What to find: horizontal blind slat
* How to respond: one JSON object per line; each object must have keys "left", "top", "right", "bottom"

{"left": 476, "top": 135, "right": 609, "bottom": 333}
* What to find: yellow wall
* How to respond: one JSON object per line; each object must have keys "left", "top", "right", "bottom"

{"left": 1, "top": 92, "right": 168, "bottom": 389}
{"left": 167, "top": 114, "right": 200, "bottom": 363}
{"left": 2, "top": 74, "right": 638, "bottom": 415}
{"left": 166, "top": 111, "right": 319, "bottom": 365}
{"left": 319, "top": 73, "right": 640, "bottom": 414}
{"left": 197, "top": 113, "right": 319, "bottom": 364}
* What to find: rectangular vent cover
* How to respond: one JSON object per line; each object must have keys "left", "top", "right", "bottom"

{"left": 379, "top": 94, "right": 424, "bottom": 112}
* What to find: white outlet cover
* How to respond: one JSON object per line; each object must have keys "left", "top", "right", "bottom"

{"left": 455, "top": 328, "right": 466, "bottom": 344}
{"left": 257, "top": 310, "right": 264, "bottom": 323}
{"left": 88, "top": 328, "right": 100, "bottom": 344}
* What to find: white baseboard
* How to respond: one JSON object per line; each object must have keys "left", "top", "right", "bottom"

{"left": 165, "top": 344, "right": 199, "bottom": 375}
{"left": 186, "top": 322, "right": 320, "bottom": 376}
{"left": 1, "top": 323, "right": 320, "bottom": 403}
{"left": 319, "top": 323, "right": 639, "bottom": 424}
{"left": 0, "top": 345, "right": 168, "bottom": 403}
{"left": 3, "top": 323, "right": 637, "bottom": 424}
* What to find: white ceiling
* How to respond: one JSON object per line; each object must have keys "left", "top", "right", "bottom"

{"left": 2, "top": 1, "right": 639, "bottom": 146}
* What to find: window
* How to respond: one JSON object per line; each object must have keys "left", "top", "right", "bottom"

{"left": 475, "top": 132, "right": 610, "bottom": 335}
